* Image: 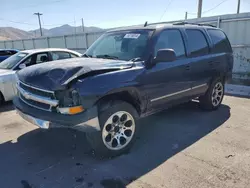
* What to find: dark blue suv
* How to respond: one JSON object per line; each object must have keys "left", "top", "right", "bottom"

{"left": 0, "top": 49, "right": 18, "bottom": 62}
{"left": 14, "top": 22, "right": 233, "bottom": 157}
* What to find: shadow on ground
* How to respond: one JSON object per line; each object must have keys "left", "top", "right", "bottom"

{"left": 0, "top": 102, "right": 231, "bottom": 188}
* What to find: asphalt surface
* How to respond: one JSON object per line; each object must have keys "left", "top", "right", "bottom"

{"left": 0, "top": 96, "right": 249, "bottom": 188}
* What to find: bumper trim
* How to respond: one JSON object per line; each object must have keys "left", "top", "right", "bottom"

{"left": 14, "top": 97, "right": 101, "bottom": 132}
{"left": 17, "top": 109, "right": 50, "bottom": 129}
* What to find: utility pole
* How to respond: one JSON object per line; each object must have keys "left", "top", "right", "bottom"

{"left": 81, "top": 18, "right": 84, "bottom": 33}
{"left": 185, "top": 12, "right": 188, "bottom": 20}
{"left": 34, "top": 12, "right": 43, "bottom": 36}
{"left": 237, "top": 0, "right": 241, "bottom": 14}
{"left": 197, "top": 0, "right": 203, "bottom": 18}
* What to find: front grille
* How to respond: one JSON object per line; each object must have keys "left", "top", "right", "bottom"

{"left": 19, "top": 82, "right": 54, "bottom": 99}
{"left": 17, "top": 81, "right": 57, "bottom": 111}
{"left": 20, "top": 93, "right": 51, "bottom": 111}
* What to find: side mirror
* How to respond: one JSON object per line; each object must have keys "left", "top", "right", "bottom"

{"left": 18, "top": 63, "right": 26, "bottom": 69}
{"left": 154, "top": 49, "right": 177, "bottom": 63}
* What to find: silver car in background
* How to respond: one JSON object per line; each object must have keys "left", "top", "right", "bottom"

{"left": 0, "top": 48, "right": 82, "bottom": 104}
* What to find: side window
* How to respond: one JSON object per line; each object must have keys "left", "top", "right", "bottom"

{"left": 155, "top": 30, "right": 186, "bottom": 58}
{"left": 0, "top": 51, "right": 8, "bottom": 56}
{"left": 36, "top": 53, "right": 49, "bottom": 64}
{"left": 9, "top": 50, "right": 18, "bottom": 55}
{"left": 23, "top": 56, "right": 33, "bottom": 66}
{"left": 51, "top": 51, "right": 71, "bottom": 61}
{"left": 186, "top": 29, "right": 209, "bottom": 57}
{"left": 70, "top": 53, "right": 79, "bottom": 58}
{"left": 207, "top": 29, "right": 232, "bottom": 53}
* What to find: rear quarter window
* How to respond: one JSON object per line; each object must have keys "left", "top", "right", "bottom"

{"left": 186, "top": 29, "right": 209, "bottom": 57}
{"left": 207, "top": 29, "right": 232, "bottom": 53}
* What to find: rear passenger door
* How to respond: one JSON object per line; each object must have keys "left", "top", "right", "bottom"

{"left": 185, "top": 29, "right": 211, "bottom": 95}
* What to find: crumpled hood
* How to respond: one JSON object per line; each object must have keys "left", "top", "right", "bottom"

{"left": 17, "top": 57, "right": 133, "bottom": 90}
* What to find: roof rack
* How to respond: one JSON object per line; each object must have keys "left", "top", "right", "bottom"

{"left": 173, "top": 21, "right": 216, "bottom": 28}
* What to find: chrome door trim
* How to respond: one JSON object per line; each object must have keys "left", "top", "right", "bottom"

{"left": 150, "top": 83, "right": 207, "bottom": 102}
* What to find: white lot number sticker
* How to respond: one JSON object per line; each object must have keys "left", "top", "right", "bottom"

{"left": 124, "top": 33, "right": 141, "bottom": 39}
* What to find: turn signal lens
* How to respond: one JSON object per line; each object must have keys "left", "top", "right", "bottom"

{"left": 69, "top": 106, "right": 84, "bottom": 114}
{"left": 58, "top": 106, "right": 84, "bottom": 115}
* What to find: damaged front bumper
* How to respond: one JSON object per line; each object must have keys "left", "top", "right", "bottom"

{"left": 13, "top": 97, "right": 100, "bottom": 132}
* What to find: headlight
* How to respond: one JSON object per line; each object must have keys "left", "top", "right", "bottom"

{"left": 56, "top": 89, "right": 84, "bottom": 115}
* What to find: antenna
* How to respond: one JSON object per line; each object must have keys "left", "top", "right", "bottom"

{"left": 144, "top": 21, "right": 148, "bottom": 27}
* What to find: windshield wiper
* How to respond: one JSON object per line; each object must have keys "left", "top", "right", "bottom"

{"left": 129, "top": 57, "right": 143, "bottom": 62}
{"left": 96, "top": 54, "right": 119, "bottom": 60}
{"left": 82, "top": 54, "right": 92, "bottom": 58}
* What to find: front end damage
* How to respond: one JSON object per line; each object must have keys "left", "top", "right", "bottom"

{"left": 13, "top": 57, "right": 133, "bottom": 132}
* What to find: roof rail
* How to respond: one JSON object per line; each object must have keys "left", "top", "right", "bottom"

{"left": 173, "top": 21, "right": 216, "bottom": 28}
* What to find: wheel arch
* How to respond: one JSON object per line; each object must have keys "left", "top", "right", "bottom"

{"left": 95, "top": 88, "right": 145, "bottom": 116}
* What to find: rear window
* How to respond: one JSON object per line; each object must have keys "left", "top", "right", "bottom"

{"left": 0, "top": 50, "right": 17, "bottom": 56}
{"left": 207, "top": 29, "right": 232, "bottom": 53}
{"left": 186, "top": 29, "right": 209, "bottom": 57}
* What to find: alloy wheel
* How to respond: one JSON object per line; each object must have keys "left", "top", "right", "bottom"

{"left": 102, "top": 111, "right": 135, "bottom": 151}
{"left": 212, "top": 82, "right": 224, "bottom": 107}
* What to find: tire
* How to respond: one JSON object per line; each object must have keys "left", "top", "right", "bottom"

{"left": 86, "top": 100, "right": 138, "bottom": 158}
{"left": 199, "top": 78, "right": 224, "bottom": 110}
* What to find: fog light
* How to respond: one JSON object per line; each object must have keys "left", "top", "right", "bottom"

{"left": 58, "top": 106, "right": 84, "bottom": 115}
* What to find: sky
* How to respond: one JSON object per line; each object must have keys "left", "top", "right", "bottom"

{"left": 1, "top": 0, "right": 250, "bottom": 31}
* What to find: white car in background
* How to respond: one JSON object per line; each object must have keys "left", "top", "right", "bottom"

{"left": 0, "top": 48, "right": 82, "bottom": 104}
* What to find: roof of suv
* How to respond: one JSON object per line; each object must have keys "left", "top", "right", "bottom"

{"left": 108, "top": 23, "right": 218, "bottom": 32}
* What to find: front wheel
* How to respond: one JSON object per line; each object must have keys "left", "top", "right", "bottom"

{"left": 86, "top": 101, "right": 138, "bottom": 158}
{"left": 199, "top": 78, "right": 224, "bottom": 110}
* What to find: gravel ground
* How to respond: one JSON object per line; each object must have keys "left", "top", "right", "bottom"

{"left": 0, "top": 96, "right": 249, "bottom": 188}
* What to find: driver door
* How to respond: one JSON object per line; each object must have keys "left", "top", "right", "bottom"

{"left": 141, "top": 29, "right": 193, "bottom": 111}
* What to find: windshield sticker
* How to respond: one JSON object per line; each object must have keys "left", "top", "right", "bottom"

{"left": 124, "top": 33, "right": 141, "bottom": 39}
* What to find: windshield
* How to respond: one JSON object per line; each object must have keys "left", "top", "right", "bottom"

{"left": 85, "top": 30, "right": 152, "bottom": 61}
{"left": 0, "top": 52, "right": 28, "bottom": 69}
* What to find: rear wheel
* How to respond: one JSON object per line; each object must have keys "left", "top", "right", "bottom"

{"left": 86, "top": 101, "right": 138, "bottom": 158}
{"left": 199, "top": 78, "right": 224, "bottom": 110}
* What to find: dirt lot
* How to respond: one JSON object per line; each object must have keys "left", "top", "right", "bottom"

{"left": 0, "top": 96, "right": 250, "bottom": 188}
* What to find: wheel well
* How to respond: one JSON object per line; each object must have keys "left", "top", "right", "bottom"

{"left": 96, "top": 91, "right": 142, "bottom": 115}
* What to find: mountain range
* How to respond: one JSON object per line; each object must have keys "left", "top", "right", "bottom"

{"left": 0, "top": 24, "right": 103, "bottom": 41}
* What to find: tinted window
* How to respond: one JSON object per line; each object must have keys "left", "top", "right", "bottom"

{"left": 36, "top": 53, "right": 49, "bottom": 64}
{"left": 155, "top": 30, "right": 185, "bottom": 57}
{"left": 0, "top": 50, "right": 17, "bottom": 56}
{"left": 186, "top": 29, "right": 209, "bottom": 57}
{"left": 0, "top": 51, "right": 9, "bottom": 56}
{"left": 51, "top": 51, "right": 71, "bottom": 61}
{"left": 208, "top": 29, "right": 232, "bottom": 53}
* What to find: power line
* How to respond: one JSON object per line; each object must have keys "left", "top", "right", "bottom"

{"left": 9, "top": 0, "right": 68, "bottom": 11}
{"left": 0, "top": 17, "right": 79, "bottom": 27}
{"left": 159, "top": 0, "right": 175, "bottom": 21}
{"left": 187, "top": 0, "right": 231, "bottom": 16}
{"left": 202, "top": 0, "right": 231, "bottom": 14}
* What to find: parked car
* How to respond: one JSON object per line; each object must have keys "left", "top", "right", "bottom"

{"left": 0, "top": 49, "right": 19, "bottom": 62}
{"left": 0, "top": 48, "right": 82, "bottom": 103}
{"left": 14, "top": 23, "right": 233, "bottom": 157}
